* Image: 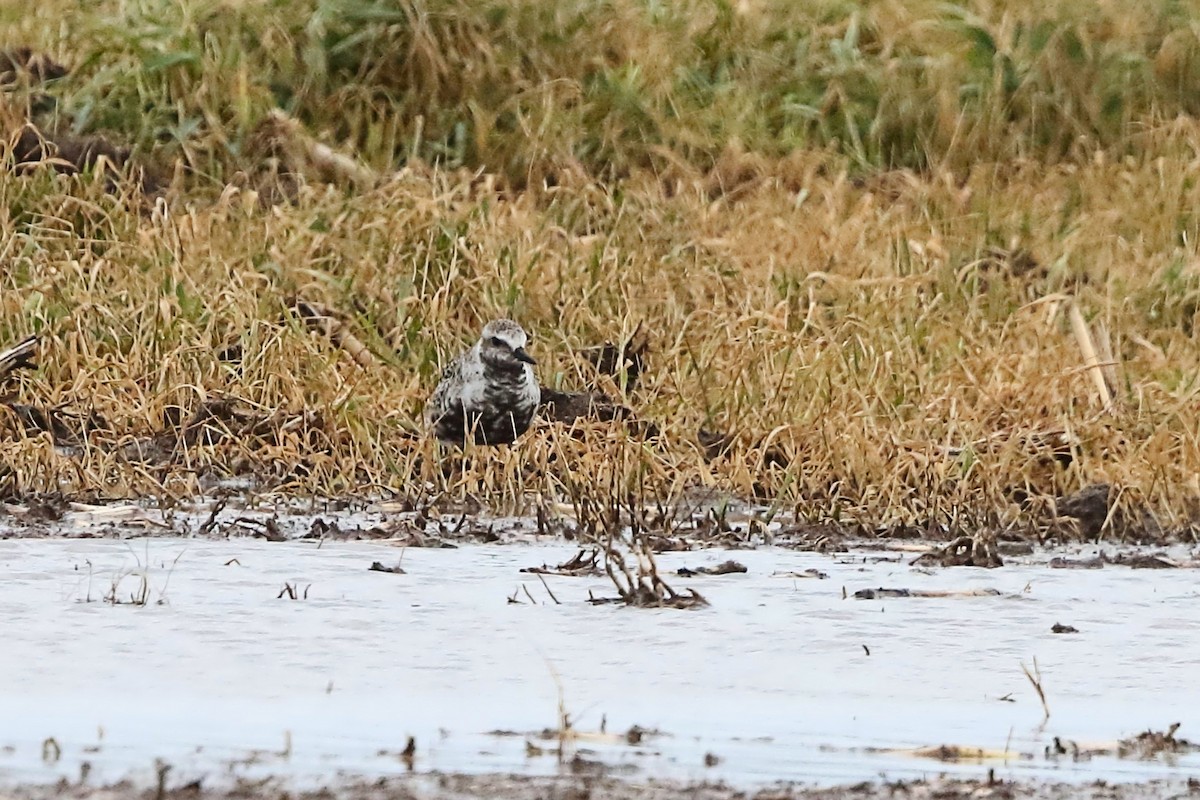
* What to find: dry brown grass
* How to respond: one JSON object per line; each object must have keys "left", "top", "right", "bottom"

{"left": 0, "top": 2, "right": 1199, "bottom": 539}
{"left": 1, "top": 123, "right": 1200, "bottom": 539}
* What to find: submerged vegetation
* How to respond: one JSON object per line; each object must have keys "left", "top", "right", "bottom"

{"left": 1, "top": 0, "right": 1200, "bottom": 539}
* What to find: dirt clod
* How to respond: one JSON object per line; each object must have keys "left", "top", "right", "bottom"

{"left": 0, "top": 48, "right": 67, "bottom": 84}
{"left": 854, "top": 587, "right": 1004, "bottom": 600}
{"left": 5, "top": 124, "right": 161, "bottom": 195}
{"left": 538, "top": 386, "right": 638, "bottom": 428}
{"left": 676, "top": 560, "right": 747, "bottom": 577}
{"left": 521, "top": 548, "right": 602, "bottom": 577}
{"left": 909, "top": 533, "right": 1003, "bottom": 568}
{"left": 583, "top": 324, "right": 649, "bottom": 391}
{"left": 1053, "top": 483, "right": 1112, "bottom": 538}
{"left": 1118, "top": 723, "right": 1198, "bottom": 759}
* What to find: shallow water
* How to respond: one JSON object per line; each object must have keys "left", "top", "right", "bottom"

{"left": 2, "top": 536, "right": 1198, "bottom": 789}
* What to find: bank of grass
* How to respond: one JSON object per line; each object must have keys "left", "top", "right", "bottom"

{"left": 0, "top": 1, "right": 1199, "bottom": 538}
{"left": 4, "top": 0, "right": 1200, "bottom": 180}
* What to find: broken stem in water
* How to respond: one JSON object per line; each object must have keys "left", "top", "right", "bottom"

{"left": 1021, "top": 656, "right": 1050, "bottom": 722}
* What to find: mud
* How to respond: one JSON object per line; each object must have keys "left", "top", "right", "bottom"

{"left": 4, "top": 774, "right": 1200, "bottom": 800}
{"left": 1, "top": 490, "right": 1196, "bottom": 558}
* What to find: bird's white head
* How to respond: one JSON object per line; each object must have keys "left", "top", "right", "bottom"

{"left": 478, "top": 319, "right": 536, "bottom": 370}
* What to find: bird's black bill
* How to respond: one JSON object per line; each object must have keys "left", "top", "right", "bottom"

{"left": 514, "top": 347, "right": 536, "bottom": 365}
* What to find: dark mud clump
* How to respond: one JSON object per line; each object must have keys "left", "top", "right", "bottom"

{"left": 536, "top": 325, "right": 661, "bottom": 437}
{"left": 853, "top": 587, "right": 1004, "bottom": 600}
{"left": 1, "top": 48, "right": 163, "bottom": 195}
{"left": 1052, "top": 483, "right": 1113, "bottom": 538}
{"left": 0, "top": 47, "right": 68, "bottom": 84}
{"left": 6, "top": 124, "right": 163, "bottom": 196}
{"left": 909, "top": 532, "right": 1003, "bottom": 568}
{"left": 1049, "top": 551, "right": 1190, "bottom": 569}
{"left": 521, "top": 548, "right": 602, "bottom": 577}
{"left": 1118, "top": 723, "right": 1200, "bottom": 759}
{"left": 583, "top": 323, "right": 649, "bottom": 391}
{"left": 677, "top": 559, "right": 747, "bottom": 577}
{"left": 538, "top": 386, "right": 637, "bottom": 427}
{"left": 1045, "top": 482, "right": 1168, "bottom": 543}
{"left": 242, "top": 109, "right": 380, "bottom": 205}
{"left": 696, "top": 427, "right": 789, "bottom": 469}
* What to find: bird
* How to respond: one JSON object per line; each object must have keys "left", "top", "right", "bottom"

{"left": 425, "top": 319, "right": 540, "bottom": 446}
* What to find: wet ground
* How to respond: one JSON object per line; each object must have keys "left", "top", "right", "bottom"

{"left": 5, "top": 774, "right": 1200, "bottom": 800}
{"left": 2, "top": 507, "right": 1199, "bottom": 797}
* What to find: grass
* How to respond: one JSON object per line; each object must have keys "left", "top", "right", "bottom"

{"left": 7, "top": 0, "right": 1200, "bottom": 180}
{"left": 90, "top": 541, "right": 185, "bottom": 605}
{"left": 0, "top": 1, "right": 1199, "bottom": 539}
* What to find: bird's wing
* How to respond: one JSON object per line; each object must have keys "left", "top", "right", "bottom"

{"left": 425, "top": 355, "right": 464, "bottom": 422}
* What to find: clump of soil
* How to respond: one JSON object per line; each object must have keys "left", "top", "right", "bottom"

{"left": 0, "top": 47, "right": 67, "bottom": 84}
{"left": 1, "top": 48, "right": 162, "bottom": 195}
{"left": 1043, "top": 483, "right": 1166, "bottom": 543}
{"left": 853, "top": 587, "right": 1004, "bottom": 600}
{"left": 1053, "top": 483, "right": 1113, "bottom": 538}
{"left": 538, "top": 387, "right": 635, "bottom": 427}
{"left": 1118, "top": 723, "right": 1199, "bottom": 759}
{"left": 537, "top": 326, "right": 650, "bottom": 432}
{"left": 521, "top": 548, "right": 602, "bottom": 577}
{"left": 909, "top": 532, "right": 1003, "bottom": 568}
{"left": 583, "top": 324, "right": 649, "bottom": 391}
{"left": 677, "top": 560, "right": 747, "bottom": 577}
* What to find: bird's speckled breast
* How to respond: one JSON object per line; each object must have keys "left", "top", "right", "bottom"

{"left": 437, "top": 362, "right": 538, "bottom": 445}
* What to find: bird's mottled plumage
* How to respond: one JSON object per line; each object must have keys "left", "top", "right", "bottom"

{"left": 426, "top": 319, "right": 540, "bottom": 445}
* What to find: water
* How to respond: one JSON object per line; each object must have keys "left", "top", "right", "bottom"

{"left": 1, "top": 536, "right": 1198, "bottom": 789}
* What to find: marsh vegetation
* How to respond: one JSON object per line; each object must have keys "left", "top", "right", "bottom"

{"left": 1, "top": 1, "right": 1200, "bottom": 541}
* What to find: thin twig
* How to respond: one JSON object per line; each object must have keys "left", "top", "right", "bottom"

{"left": 1021, "top": 656, "right": 1050, "bottom": 722}
{"left": 536, "top": 572, "right": 561, "bottom": 605}
{"left": 198, "top": 495, "right": 227, "bottom": 536}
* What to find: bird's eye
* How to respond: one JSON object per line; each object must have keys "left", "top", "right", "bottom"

{"left": 490, "top": 336, "right": 504, "bottom": 347}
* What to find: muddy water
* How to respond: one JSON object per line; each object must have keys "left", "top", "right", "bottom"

{"left": 1, "top": 537, "right": 1198, "bottom": 789}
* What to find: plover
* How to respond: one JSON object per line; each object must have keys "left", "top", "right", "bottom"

{"left": 425, "top": 319, "right": 540, "bottom": 445}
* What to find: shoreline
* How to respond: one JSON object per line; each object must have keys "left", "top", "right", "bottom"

{"left": 4, "top": 772, "right": 1200, "bottom": 800}
{"left": 0, "top": 484, "right": 1192, "bottom": 551}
